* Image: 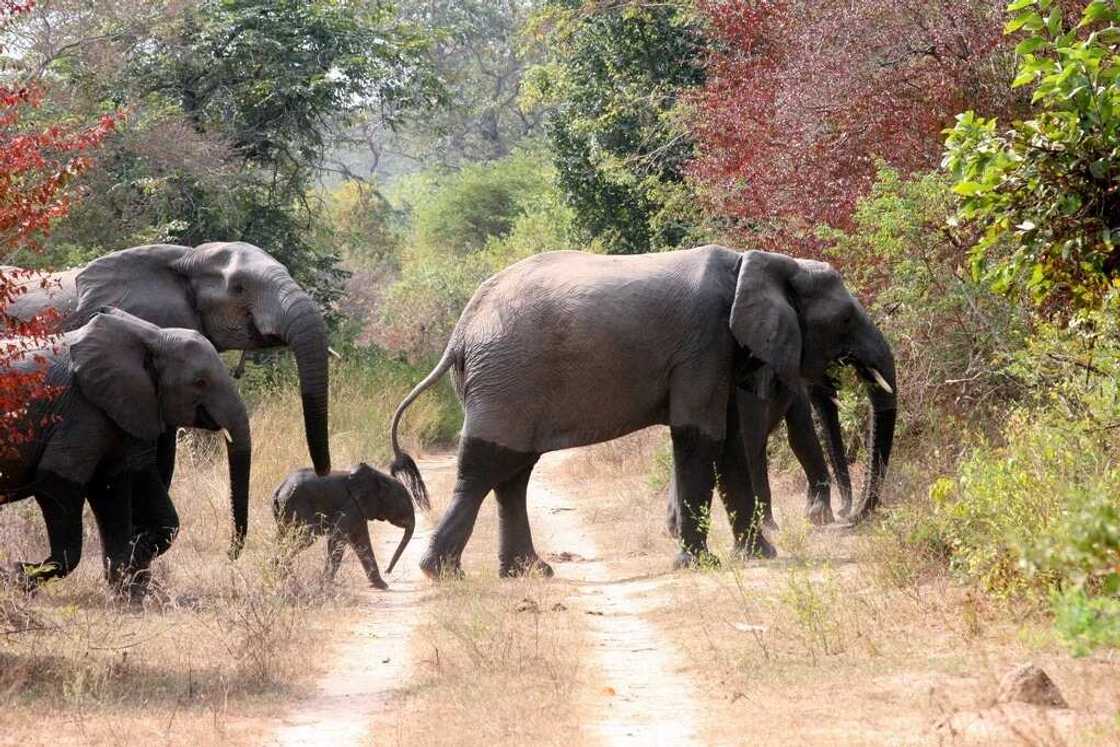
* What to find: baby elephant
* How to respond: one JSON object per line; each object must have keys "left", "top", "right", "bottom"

{"left": 272, "top": 463, "right": 415, "bottom": 590}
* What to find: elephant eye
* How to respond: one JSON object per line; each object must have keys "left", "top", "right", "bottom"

{"left": 195, "top": 377, "right": 208, "bottom": 389}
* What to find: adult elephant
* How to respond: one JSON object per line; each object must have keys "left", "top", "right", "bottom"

{"left": 3, "top": 241, "right": 330, "bottom": 478}
{"left": 389, "top": 246, "right": 896, "bottom": 577}
{"left": 0, "top": 308, "right": 251, "bottom": 593}
{"left": 666, "top": 380, "right": 854, "bottom": 543}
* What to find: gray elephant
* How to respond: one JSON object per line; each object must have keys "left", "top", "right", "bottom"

{"left": 4, "top": 241, "right": 331, "bottom": 479}
{"left": 271, "top": 464, "right": 415, "bottom": 590}
{"left": 389, "top": 246, "right": 896, "bottom": 578}
{"left": 0, "top": 308, "right": 251, "bottom": 592}
{"left": 666, "top": 379, "right": 854, "bottom": 541}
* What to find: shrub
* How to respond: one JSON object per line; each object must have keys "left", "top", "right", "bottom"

{"left": 381, "top": 146, "right": 582, "bottom": 359}
{"left": 821, "top": 165, "right": 1029, "bottom": 451}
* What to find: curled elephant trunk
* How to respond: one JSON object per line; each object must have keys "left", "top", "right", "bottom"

{"left": 223, "top": 408, "right": 252, "bottom": 560}
{"left": 386, "top": 516, "right": 414, "bottom": 575}
{"left": 850, "top": 347, "right": 897, "bottom": 524}
{"left": 280, "top": 290, "right": 331, "bottom": 477}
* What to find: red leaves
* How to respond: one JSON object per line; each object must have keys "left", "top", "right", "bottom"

{"left": 0, "top": 0, "right": 114, "bottom": 455}
{"left": 688, "top": 0, "right": 1009, "bottom": 256}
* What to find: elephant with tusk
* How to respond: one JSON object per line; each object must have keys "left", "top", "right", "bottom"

{"left": 3, "top": 241, "right": 331, "bottom": 479}
{"left": 0, "top": 308, "right": 251, "bottom": 595}
{"left": 389, "top": 246, "right": 897, "bottom": 579}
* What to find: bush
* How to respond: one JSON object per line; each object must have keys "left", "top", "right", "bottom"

{"left": 821, "top": 165, "right": 1029, "bottom": 452}
{"left": 381, "top": 147, "right": 583, "bottom": 359}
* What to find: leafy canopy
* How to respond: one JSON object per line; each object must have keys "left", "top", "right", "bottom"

{"left": 944, "top": 0, "right": 1120, "bottom": 308}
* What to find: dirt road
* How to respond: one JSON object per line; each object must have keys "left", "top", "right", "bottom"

{"left": 266, "top": 439, "right": 1120, "bottom": 746}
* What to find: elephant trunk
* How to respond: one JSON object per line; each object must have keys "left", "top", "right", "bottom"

{"left": 223, "top": 405, "right": 252, "bottom": 560}
{"left": 851, "top": 343, "right": 897, "bottom": 523}
{"left": 279, "top": 289, "right": 331, "bottom": 477}
{"left": 386, "top": 516, "right": 413, "bottom": 576}
{"left": 809, "top": 382, "right": 853, "bottom": 516}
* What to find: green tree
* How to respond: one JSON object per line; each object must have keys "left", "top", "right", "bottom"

{"left": 943, "top": 0, "right": 1120, "bottom": 309}
{"left": 525, "top": 0, "right": 706, "bottom": 253}
{"left": 12, "top": 0, "right": 439, "bottom": 302}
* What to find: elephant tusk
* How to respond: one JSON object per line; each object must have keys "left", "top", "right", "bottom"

{"left": 831, "top": 396, "right": 841, "bottom": 408}
{"left": 328, "top": 347, "right": 342, "bottom": 360}
{"left": 221, "top": 428, "right": 233, "bottom": 444}
{"left": 869, "top": 368, "right": 894, "bottom": 395}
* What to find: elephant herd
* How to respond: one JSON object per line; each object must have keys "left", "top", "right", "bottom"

{"left": 0, "top": 241, "right": 896, "bottom": 596}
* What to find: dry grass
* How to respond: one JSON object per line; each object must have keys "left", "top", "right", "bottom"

{"left": 554, "top": 429, "right": 1120, "bottom": 746}
{"left": 0, "top": 359, "right": 449, "bottom": 743}
{"left": 376, "top": 457, "right": 587, "bottom": 746}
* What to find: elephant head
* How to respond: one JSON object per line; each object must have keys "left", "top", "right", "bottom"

{"left": 74, "top": 241, "right": 330, "bottom": 476}
{"left": 347, "top": 463, "right": 414, "bottom": 574}
{"left": 730, "top": 251, "right": 897, "bottom": 521}
{"left": 70, "top": 308, "right": 252, "bottom": 557}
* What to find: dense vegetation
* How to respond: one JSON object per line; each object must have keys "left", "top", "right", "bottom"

{"left": 3, "top": 0, "right": 1119, "bottom": 655}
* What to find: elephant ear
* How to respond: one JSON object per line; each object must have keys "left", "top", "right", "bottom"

{"left": 70, "top": 309, "right": 164, "bottom": 441}
{"left": 345, "top": 464, "right": 377, "bottom": 520}
{"left": 729, "top": 250, "right": 803, "bottom": 396}
{"left": 74, "top": 244, "right": 202, "bottom": 330}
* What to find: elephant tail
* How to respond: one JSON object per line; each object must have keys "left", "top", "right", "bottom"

{"left": 389, "top": 346, "right": 456, "bottom": 511}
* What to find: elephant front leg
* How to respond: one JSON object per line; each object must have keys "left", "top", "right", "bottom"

{"left": 123, "top": 468, "right": 181, "bottom": 598}
{"left": 785, "top": 395, "right": 834, "bottom": 526}
{"left": 346, "top": 525, "right": 389, "bottom": 591}
{"left": 495, "top": 461, "right": 551, "bottom": 578}
{"left": 670, "top": 426, "right": 720, "bottom": 570}
{"left": 716, "top": 396, "right": 776, "bottom": 560}
{"left": 87, "top": 474, "right": 137, "bottom": 591}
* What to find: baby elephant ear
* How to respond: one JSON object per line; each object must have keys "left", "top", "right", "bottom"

{"left": 70, "top": 309, "right": 164, "bottom": 442}
{"left": 729, "top": 250, "right": 803, "bottom": 395}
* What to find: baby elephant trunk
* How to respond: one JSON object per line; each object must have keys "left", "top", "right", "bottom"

{"left": 386, "top": 516, "right": 413, "bottom": 576}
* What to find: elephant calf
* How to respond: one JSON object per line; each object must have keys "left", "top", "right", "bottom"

{"left": 271, "top": 464, "right": 415, "bottom": 590}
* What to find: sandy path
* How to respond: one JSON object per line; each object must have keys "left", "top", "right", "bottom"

{"left": 268, "top": 455, "right": 455, "bottom": 747}
{"left": 531, "top": 453, "right": 702, "bottom": 745}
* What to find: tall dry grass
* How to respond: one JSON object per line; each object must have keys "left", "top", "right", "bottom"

{"left": 0, "top": 356, "right": 458, "bottom": 742}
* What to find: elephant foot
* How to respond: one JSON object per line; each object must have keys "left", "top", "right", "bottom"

{"left": 419, "top": 551, "right": 464, "bottom": 581}
{"left": 734, "top": 533, "right": 778, "bottom": 560}
{"left": 763, "top": 515, "right": 780, "bottom": 533}
{"left": 835, "top": 502, "right": 853, "bottom": 520}
{"left": 807, "top": 501, "right": 835, "bottom": 527}
{"left": 368, "top": 577, "right": 390, "bottom": 591}
{"left": 672, "top": 549, "right": 720, "bottom": 571}
{"left": 500, "top": 554, "right": 554, "bottom": 579}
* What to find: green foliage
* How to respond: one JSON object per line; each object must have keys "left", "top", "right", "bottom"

{"left": 380, "top": 147, "right": 579, "bottom": 358}
{"left": 525, "top": 1, "right": 707, "bottom": 253}
{"left": 911, "top": 300, "right": 1120, "bottom": 613}
{"left": 315, "top": 181, "right": 402, "bottom": 267}
{"left": 1052, "top": 589, "right": 1120, "bottom": 656}
{"left": 822, "top": 166, "right": 1029, "bottom": 447}
{"left": 943, "top": 0, "right": 1120, "bottom": 308}
{"left": 29, "top": 0, "right": 439, "bottom": 308}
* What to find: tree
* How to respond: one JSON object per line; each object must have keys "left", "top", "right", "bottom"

{"left": 526, "top": 0, "right": 707, "bottom": 253}
{"left": 944, "top": 0, "right": 1120, "bottom": 309}
{"left": 688, "top": 0, "right": 1010, "bottom": 254}
{"left": 8, "top": 0, "right": 439, "bottom": 303}
{"left": 0, "top": 0, "right": 115, "bottom": 452}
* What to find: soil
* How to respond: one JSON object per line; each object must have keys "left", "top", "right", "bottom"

{"left": 264, "top": 441, "right": 1120, "bottom": 746}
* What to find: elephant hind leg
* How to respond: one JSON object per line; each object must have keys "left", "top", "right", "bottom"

{"left": 14, "top": 479, "right": 86, "bottom": 590}
{"left": 420, "top": 437, "right": 538, "bottom": 580}
{"left": 495, "top": 459, "right": 549, "bottom": 578}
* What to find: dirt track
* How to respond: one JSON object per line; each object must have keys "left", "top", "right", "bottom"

{"left": 265, "top": 441, "right": 1120, "bottom": 746}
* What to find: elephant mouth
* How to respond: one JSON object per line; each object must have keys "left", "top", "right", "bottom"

{"left": 246, "top": 317, "right": 283, "bottom": 348}
{"left": 195, "top": 404, "right": 220, "bottom": 431}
